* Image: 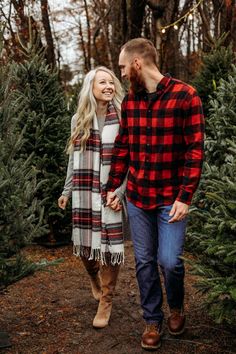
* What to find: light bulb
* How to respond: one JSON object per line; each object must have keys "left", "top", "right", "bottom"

{"left": 161, "top": 28, "right": 166, "bottom": 33}
{"left": 188, "top": 13, "right": 193, "bottom": 20}
{"left": 174, "top": 25, "right": 178, "bottom": 30}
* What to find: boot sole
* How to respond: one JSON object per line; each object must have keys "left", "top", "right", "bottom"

{"left": 168, "top": 325, "right": 185, "bottom": 336}
{"left": 92, "top": 320, "right": 109, "bottom": 329}
{"left": 141, "top": 341, "right": 161, "bottom": 350}
{"left": 93, "top": 324, "right": 108, "bottom": 329}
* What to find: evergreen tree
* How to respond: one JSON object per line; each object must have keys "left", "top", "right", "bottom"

{"left": 11, "top": 52, "right": 71, "bottom": 243}
{"left": 192, "top": 42, "right": 235, "bottom": 121}
{"left": 188, "top": 65, "right": 236, "bottom": 324}
{"left": 0, "top": 56, "right": 44, "bottom": 287}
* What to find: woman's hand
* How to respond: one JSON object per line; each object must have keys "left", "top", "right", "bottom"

{"left": 110, "top": 196, "right": 122, "bottom": 211}
{"left": 58, "top": 195, "right": 69, "bottom": 210}
{"left": 107, "top": 192, "right": 122, "bottom": 212}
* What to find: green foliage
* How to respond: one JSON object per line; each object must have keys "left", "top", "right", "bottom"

{"left": 0, "top": 40, "right": 70, "bottom": 287}
{"left": 10, "top": 53, "right": 71, "bottom": 240}
{"left": 0, "top": 136, "right": 45, "bottom": 256}
{"left": 188, "top": 64, "right": 236, "bottom": 324}
{"left": 0, "top": 58, "right": 45, "bottom": 287}
{"left": 0, "top": 255, "right": 64, "bottom": 290}
{"left": 0, "top": 256, "right": 35, "bottom": 290}
{"left": 0, "top": 60, "right": 45, "bottom": 250}
{"left": 192, "top": 43, "right": 235, "bottom": 119}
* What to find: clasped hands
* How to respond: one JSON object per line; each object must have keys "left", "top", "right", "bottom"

{"left": 58, "top": 192, "right": 122, "bottom": 212}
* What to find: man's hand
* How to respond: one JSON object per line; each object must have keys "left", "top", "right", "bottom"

{"left": 168, "top": 200, "right": 189, "bottom": 223}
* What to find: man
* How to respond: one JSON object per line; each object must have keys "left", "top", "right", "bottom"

{"left": 106, "top": 38, "right": 204, "bottom": 351}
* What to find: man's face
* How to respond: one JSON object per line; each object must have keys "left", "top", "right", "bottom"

{"left": 119, "top": 49, "right": 146, "bottom": 94}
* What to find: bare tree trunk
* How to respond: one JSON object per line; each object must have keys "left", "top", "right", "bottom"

{"left": 102, "top": 23, "right": 114, "bottom": 71}
{"left": 186, "top": 22, "right": 191, "bottom": 81}
{"left": 222, "top": 0, "right": 236, "bottom": 49}
{"left": 110, "top": 0, "right": 128, "bottom": 75}
{"left": 160, "top": 0, "right": 181, "bottom": 77}
{"left": 121, "top": 0, "right": 128, "bottom": 42}
{"left": 231, "top": 1, "right": 236, "bottom": 51}
{"left": 11, "top": 0, "right": 33, "bottom": 46}
{"left": 146, "top": 0, "right": 165, "bottom": 67}
{"left": 128, "top": 0, "right": 146, "bottom": 38}
{"left": 79, "top": 18, "right": 90, "bottom": 73}
{"left": 84, "top": 0, "right": 91, "bottom": 70}
{"left": 199, "top": 1, "right": 214, "bottom": 51}
{"left": 40, "top": 0, "right": 56, "bottom": 68}
{"left": 2, "top": 0, "right": 44, "bottom": 62}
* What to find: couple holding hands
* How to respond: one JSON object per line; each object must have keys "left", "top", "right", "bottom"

{"left": 58, "top": 38, "right": 204, "bottom": 350}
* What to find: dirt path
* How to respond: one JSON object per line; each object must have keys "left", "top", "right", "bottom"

{"left": 0, "top": 241, "right": 235, "bottom": 354}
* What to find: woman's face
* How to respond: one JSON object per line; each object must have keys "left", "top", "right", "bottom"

{"left": 92, "top": 71, "right": 115, "bottom": 103}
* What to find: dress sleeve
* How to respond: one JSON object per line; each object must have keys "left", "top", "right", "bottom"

{"left": 61, "top": 114, "right": 77, "bottom": 198}
{"left": 113, "top": 172, "right": 128, "bottom": 202}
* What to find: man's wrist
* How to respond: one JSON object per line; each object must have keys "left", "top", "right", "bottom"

{"left": 176, "top": 189, "right": 192, "bottom": 205}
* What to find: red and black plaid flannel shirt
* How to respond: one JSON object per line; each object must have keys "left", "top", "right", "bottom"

{"left": 106, "top": 75, "right": 205, "bottom": 209}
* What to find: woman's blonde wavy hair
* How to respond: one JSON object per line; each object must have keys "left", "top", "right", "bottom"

{"left": 67, "top": 66, "right": 124, "bottom": 153}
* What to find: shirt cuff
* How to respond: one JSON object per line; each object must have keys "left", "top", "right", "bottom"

{"left": 176, "top": 189, "right": 193, "bottom": 205}
{"left": 114, "top": 189, "right": 125, "bottom": 202}
{"left": 61, "top": 190, "right": 72, "bottom": 198}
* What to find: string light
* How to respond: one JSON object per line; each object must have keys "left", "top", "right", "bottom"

{"left": 160, "top": 0, "right": 203, "bottom": 33}
{"left": 188, "top": 13, "right": 193, "bottom": 20}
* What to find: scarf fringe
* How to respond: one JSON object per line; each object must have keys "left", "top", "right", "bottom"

{"left": 107, "top": 252, "right": 124, "bottom": 266}
{"left": 73, "top": 245, "right": 124, "bottom": 265}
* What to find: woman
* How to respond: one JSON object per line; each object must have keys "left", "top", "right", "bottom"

{"left": 58, "top": 67, "right": 126, "bottom": 329}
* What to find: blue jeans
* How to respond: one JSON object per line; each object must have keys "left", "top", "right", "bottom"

{"left": 127, "top": 201, "right": 187, "bottom": 324}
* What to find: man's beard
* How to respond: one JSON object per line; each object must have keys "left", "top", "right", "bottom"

{"left": 129, "top": 65, "right": 146, "bottom": 94}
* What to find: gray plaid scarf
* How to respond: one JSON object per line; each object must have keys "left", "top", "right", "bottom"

{"left": 72, "top": 103, "right": 124, "bottom": 265}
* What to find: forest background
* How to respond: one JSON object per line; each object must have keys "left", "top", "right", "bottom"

{"left": 0, "top": 0, "right": 236, "bottom": 337}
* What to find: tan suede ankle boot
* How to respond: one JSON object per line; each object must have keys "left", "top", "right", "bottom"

{"left": 81, "top": 257, "right": 102, "bottom": 301}
{"left": 93, "top": 263, "right": 120, "bottom": 328}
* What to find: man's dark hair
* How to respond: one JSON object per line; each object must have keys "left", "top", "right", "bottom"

{"left": 121, "top": 38, "right": 158, "bottom": 66}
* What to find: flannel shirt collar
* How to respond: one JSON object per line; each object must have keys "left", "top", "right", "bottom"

{"left": 133, "top": 73, "right": 172, "bottom": 99}
{"left": 156, "top": 73, "right": 172, "bottom": 93}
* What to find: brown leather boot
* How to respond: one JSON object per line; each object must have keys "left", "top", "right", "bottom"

{"left": 93, "top": 263, "right": 120, "bottom": 328}
{"left": 141, "top": 323, "right": 162, "bottom": 350}
{"left": 167, "top": 308, "right": 186, "bottom": 335}
{"left": 81, "top": 257, "right": 102, "bottom": 301}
